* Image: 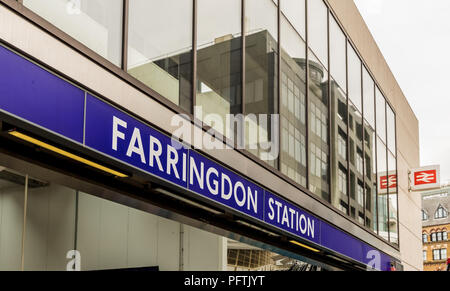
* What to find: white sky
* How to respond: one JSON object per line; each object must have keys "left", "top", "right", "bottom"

{"left": 354, "top": 0, "right": 450, "bottom": 183}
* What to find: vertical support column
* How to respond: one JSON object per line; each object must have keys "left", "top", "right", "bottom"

{"left": 74, "top": 191, "right": 79, "bottom": 252}
{"left": 361, "top": 63, "right": 367, "bottom": 227}
{"left": 374, "top": 84, "right": 379, "bottom": 235}
{"left": 277, "top": 0, "right": 281, "bottom": 171}
{"left": 395, "top": 116, "right": 400, "bottom": 246}
{"left": 121, "top": 0, "right": 129, "bottom": 71}
{"left": 240, "top": 0, "right": 246, "bottom": 149}
{"left": 20, "top": 174, "right": 28, "bottom": 271}
{"left": 345, "top": 42, "right": 351, "bottom": 215}
{"left": 305, "top": 0, "right": 310, "bottom": 189}
{"left": 385, "top": 102, "right": 390, "bottom": 243}
{"left": 179, "top": 224, "right": 184, "bottom": 271}
{"left": 241, "top": 0, "right": 246, "bottom": 116}
{"left": 192, "top": 0, "right": 198, "bottom": 116}
{"left": 326, "top": 7, "right": 332, "bottom": 203}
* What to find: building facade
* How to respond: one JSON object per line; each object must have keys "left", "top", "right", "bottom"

{"left": 422, "top": 186, "right": 450, "bottom": 271}
{"left": 0, "top": 0, "right": 421, "bottom": 271}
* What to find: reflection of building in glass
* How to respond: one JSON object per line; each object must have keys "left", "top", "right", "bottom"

{"left": 280, "top": 56, "right": 307, "bottom": 187}
{"left": 307, "top": 60, "right": 330, "bottom": 201}
{"left": 331, "top": 79, "right": 349, "bottom": 216}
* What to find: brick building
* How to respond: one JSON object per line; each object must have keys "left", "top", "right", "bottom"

{"left": 422, "top": 186, "right": 450, "bottom": 271}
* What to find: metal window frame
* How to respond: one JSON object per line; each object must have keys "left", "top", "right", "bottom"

{"left": 384, "top": 94, "right": 391, "bottom": 243}
{"left": 192, "top": 0, "right": 197, "bottom": 115}
{"left": 121, "top": 0, "right": 129, "bottom": 71}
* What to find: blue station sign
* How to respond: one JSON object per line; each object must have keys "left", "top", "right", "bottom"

{"left": 0, "top": 44, "right": 393, "bottom": 271}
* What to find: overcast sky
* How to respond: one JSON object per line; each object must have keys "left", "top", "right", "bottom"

{"left": 354, "top": 0, "right": 450, "bottom": 184}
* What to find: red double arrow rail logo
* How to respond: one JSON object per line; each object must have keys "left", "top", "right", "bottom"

{"left": 414, "top": 170, "right": 437, "bottom": 186}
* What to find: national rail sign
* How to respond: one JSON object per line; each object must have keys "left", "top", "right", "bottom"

{"left": 409, "top": 165, "right": 440, "bottom": 191}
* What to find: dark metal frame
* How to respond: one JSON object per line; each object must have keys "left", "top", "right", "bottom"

{"left": 121, "top": 0, "right": 129, "bottom": 70}
{"left": 192, "top": 0, "right": 197, "bottom": 115}
{"left": 305, "top": 0, "right": 311, "bottom": 189}
{"left": 3, "top": 0, "right": 400, "bottom": 250}
{"left": 326, "top": 1, "right": 332, "bottom": 205}
{"left": 385, "top": 94, "right": 391, "bottom": 242}
{"left": 374, "top": 81, "right": 380, "bottom": 237}
{"left": 361, "top": 58, "right": 367, "bottom": 227}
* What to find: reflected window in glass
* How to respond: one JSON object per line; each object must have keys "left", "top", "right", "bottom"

{"left": 244, "top": 0, "right": 279, "bottom": 168}
{"left": 308, "top": 51, "right": 329, "bottom": 201}
{"left": 280, "top": 11, "right": 307, "bottom": 187}
{"left": 196, "top": 0, "right": 242, "bottom": 137}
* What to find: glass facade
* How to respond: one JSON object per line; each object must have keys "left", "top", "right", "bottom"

{"left": 127, "top": 0, "right": 193, "bottom": 112}
{"left": 307, "top": 0, "right": 329, "bottom": 201}
{"left": 0, "top": 166, "right": 331, "bottom": 271}
{"left": 280, "top": 0, "right": 307, "bottom": 187}
{"left": 196, "top": 0, "right": 242, "bottom": 136}
{"left": 244, "top": 0, "right": 279, "bottom": 168}
{"left": 347, "top": 43, "right": 363, "bottom": 223}
{"left": 329, "top": 14, "right": 347, "bottom": 214}
{"left": 20, "top": 0, "right": 399, "bottom": 245}
{"left": 362, "top": 66, "right": 377, "bottom": 233}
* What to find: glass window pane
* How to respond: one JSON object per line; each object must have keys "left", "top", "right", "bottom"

{"left": 387, "top": 106, "right": 397, "bottom": 155}
{"left": 0, "top": 167, "right": 25, "bottom": 271}
{"left": 196, "top": 0, "right": 242, "bottom": 136}
{"left": 281, "top": 0, "right": 306, "bottom": 40}
{"left": 307, "top": 0, "right": 328, "bottom": 67}
{"left": 376, "top": 87, "right": 386, "bottom": 143}
{"left": 331, "top": 74, "right": 348, "bottom": 215}
{"left": 128, "top": 0, "right": 193, "bottom": 112}
{"left": 24, "top": 181, "right": 76, "bottom": 270}
{"left": 363, "top": 66, "right": 375, "bottom": 128}
{"left": 388, "top": 151, "right": 398, "bottom": 245}
{"left": 377, "top": 138, "right": 388, "bottom": 241}
{"left": 246, "top": 0, "right": 278, "bottom": 40}
{"left": 349, "top": 99, "right": 364, "bottom": 222}
{"left": 364, "top": 117, "right": 377, "bottom": 233}
{"left": 329, "top": 16, "right": 346, "bottom": 92}
{"left": 280, "top": 15, "right": 307, "bottom": 187}
{"left": 308, "top": 50, "right": 329, "bottom": 201}
{"left": 245, "top": 0, "right": 279, "bottom": 169}
{"left": 24, "top": 0, "right": 123, "bottom": 66}
{"left": 348, "top": 43, "right": 362, "bottom": 112}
